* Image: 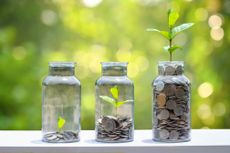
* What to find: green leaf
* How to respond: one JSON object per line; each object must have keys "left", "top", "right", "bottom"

{"left": 172, "top": 23, "right": 194, "bottom": 38}
{"left": 146, "top": 28, "right": 171, "bottom": 40}
{"left": 99, "top": 96, "right": 116, "bottom": 107}
{"left": 168, "top": 10, "right": 179, "bottom": 27}
{"left": 115, "top": 100, "right": 133, "bottom": 108}
{"left": 110, "top": 86, "right": 119, "bottom": 100}
{"left": 58, "top": 116, "right": 65, "bottom": 129}
{"left": 164, "top": 45, "right": 182, "bottom": 53}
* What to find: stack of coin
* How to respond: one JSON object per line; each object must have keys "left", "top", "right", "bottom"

{"left": 153, "top": 64, "right": 191, "bottom": 142}
{"left": 43, "top": 131, "right": 79, "bottom": 143}
{"left": 96, "top": 116, "right": 133, "bottom": 142}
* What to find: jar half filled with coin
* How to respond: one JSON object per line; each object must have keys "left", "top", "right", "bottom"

{"left": 152, "top": 61, "right": 191, "bottom": 142}
{"left": 95, "top": 62, "right": 134, "bottom": 142}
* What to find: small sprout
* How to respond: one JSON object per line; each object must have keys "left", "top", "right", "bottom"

{"left": 110, "top": 86, "right": 119, "bottom": 100}
{"left": 99, "top": 86, "right": 133, "bottom": 108}
{"left": 147, "top": 9, "right": 194, "bottom": 61}
{"left": 99, "top": 95, "right": 116, "bottom": 107}
{"left": 58, "top": 116, "right": 65, "bottom": 130}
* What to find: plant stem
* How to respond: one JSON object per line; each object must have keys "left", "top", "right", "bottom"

{"left": 169, "top": 25, "right": 173, "bottom": 62}
{"left": 169, "top": 39, "right": 172, "bottom": 61}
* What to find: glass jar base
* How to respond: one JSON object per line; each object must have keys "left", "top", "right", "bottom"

{"left": 42, "top": 138, "right": 80, "bottom": 143}
{"left": 153, "top": 137, "right": 191, "bottom": 143}
{"left": 42, "top": 131, "right": 79, "bottom": 143}
{"left": 96, "top": 138, "right": 133, "bottom": 143}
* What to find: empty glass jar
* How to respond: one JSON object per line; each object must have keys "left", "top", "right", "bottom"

{"left": 152, "top": 61, "right": 191, "bottom": 142}
{"left": 95, "top": 62, "right": 134, "bottom": 142}
{"left": 42, "top": 62, "right": 81, "bottom": 143}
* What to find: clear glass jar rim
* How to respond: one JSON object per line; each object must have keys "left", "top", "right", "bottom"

{"left": 158, "top": 61, "right": 184, "bottom": 64}
{"left": 49, "top": 62, "right": 76, "bottom": 68}
{"left": 101, "top": 62, "right": 128, "bottom": 67}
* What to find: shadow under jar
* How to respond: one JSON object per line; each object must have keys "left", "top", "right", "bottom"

{"left": 42, "top": 62, "right": 81, "bottom": 143}
{"left": 152, "top": 61, "right": 191, "bottom": 142}
{"left": 95, "top": 62, "right": 134, "bottom": 143}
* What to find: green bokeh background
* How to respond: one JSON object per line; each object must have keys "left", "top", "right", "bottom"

{"left": 0, "top": 0, "right": 229, "bottom": 130}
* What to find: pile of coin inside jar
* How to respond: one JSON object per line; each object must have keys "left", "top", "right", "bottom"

{"left": 43, "top": 131, "right": 79, "bottom": 143}
{"left": 96, "top": 116, "right": 133, "bottom": 142}
{"left": 153, "top": 63, "right": 191, "bottom": 142}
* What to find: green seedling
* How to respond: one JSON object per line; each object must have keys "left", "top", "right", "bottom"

{"left": 99, "top": 86, "right": 133, "bottom": 108}
{"left": 58, "top": 116, "right": 65, "bottom": 131}
{"left": 147, "top": 9, "right": 194, "bottom": 61}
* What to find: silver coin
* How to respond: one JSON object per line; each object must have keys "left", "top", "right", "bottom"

{"left": 165, "top": 66, "right": 176, "bottom": 75}
{"left": 172, "top": 77, "right": 183, "bottom": 84}
{"left": 166, "top": 100, "right": 177, "bottom": 110}
{"left": 180, "top": 114, "right": 188, "bottom": 121}
{"left": 175, "top": 87, "right": 185, "bottom": 98}
{"left": 174, "top": 106, "right": 184, "bottom": 116}
{"left": 101, "top": 116, "right": 117, "bottom": 132}
{"left": 158, "top": 65, "right": 164, "bottom": 75}
{"left": 169, "top": 112, "right": 179, "bottom": 120}
{"left": 175, "top": 65, "right": 183, "bottom": 75}
{"left": 155, "top": 81, "right": 165, "bottom": 91}
{"left": 46, "top": 134, "right": 57, "bottom": 141}
{"left": 169, "top": 130, "right": 179, "bottom": 140}
{"left": 159, "top": 129, "right": 169, "bottom": 139}
{"left": 157, "top": 109, "right": 170, "bottom": 120}
{"left": 165, "top": 84, "right": 176, "bottom": 96}
{"left": 163, "top": 77, "right": 174, "bottom": 84}
{"left": 56, "top": 133, "right": 64, "bottom": 139}
{"left": 97, "top": 116, "right": 132, "bottom": 141}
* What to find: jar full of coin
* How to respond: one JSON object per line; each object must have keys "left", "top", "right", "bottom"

{"left": 95, "top": 62, "right": 134, "bottom": 142}
{"left": 42, "top": 62, "right": 81, "bottom": 143}
{"left": 152, "top": 61, "right": 191, "bottom": 142}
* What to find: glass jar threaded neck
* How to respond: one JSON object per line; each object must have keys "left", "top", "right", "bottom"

{"left": 158, "top": 61, "right": 184, "bottom": 76}
{"left": 101, "top": 62, "right": 128, "bottom": 76}
{"left": 49, "top": 62, "right": 75, "bottom": 76}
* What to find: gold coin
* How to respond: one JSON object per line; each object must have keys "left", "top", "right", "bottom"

{"left": 157, "top": 93, "right": 166, "bottom": 107}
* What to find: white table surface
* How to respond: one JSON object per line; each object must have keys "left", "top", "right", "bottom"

{"left": 0, "top": 130, "right": 229, "bottom": 153}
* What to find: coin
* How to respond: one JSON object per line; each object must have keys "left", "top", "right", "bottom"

{"left": 169, "top": 112, "right": 179, "bottom": 120}
{"left": 155, "top": 81, "right": 165, "bottom": 91}
{"left": 169, "top": 130, "right": 179, "bottom": 139}
{"left": 166, "top": 100, "right": 177, "bottom": 110}
{"left": 153, "top": 67, "right": 191, "bottom": 142}
{"left": 43, "top": 131, "right": 79, "bottom": 142}
{"left": 174, "top": 106, "right": 184, "bottom": 116}
{"left": 165, "top": 84, "right": 176, "bottom": 96}
{"left": 157, "top": 93, "right": 166, "bottom": 107}
{"left": 165, "top": 66, "right": 175, "bottom": 75}
{"left": 180, "top": 114, "right": 188, "bottom": 121}
{"left": 102, "top": 116, "right": 117, "bottom": 132}
{"left": 97, "top": 116, "right": 133, "bottom": 141}
{"left": 175, "top": 87, "right": 185, "bottom": 98}
{"left": 157, "top": 109, "right": 170, "bottom": 120}
{"left": 159, "top": 129, "right": 169, "bottom": 139}
{"left": 175, "top": 65, "right": 183, "bottom": 75}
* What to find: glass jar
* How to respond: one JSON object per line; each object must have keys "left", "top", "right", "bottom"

{"left": 42, "top": 62, "right": 81, "bottom": 143}
{"left": 152, "top": 61, "right": 191, "bottom": 142}
{"left": 95, "top": 62, "right": 134, "bottom": 142}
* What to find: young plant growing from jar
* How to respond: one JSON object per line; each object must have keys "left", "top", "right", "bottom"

{"left": 95, "top": 62, "right": 134, "bottom": 142}
{"left": 42, "top": 62, "right": 81, "bottom": 143}
{"left": 97, "top": 85, "right": 133, "bottom": 142}
{"left": 99, "top": 86, "right": 133, "bottom": 116}
{"left": 57, "top": 116, "right": 66, "bottom": 132}
{"left": 147, "top": 9, "right": 194, "bottom": 61}
{"left": 147, "top": 9, "right": 194, "bottom": 142}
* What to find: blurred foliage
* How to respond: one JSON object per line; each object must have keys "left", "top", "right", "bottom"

{"left": 0, "top": 0, "right": 230, "bottom": 130}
